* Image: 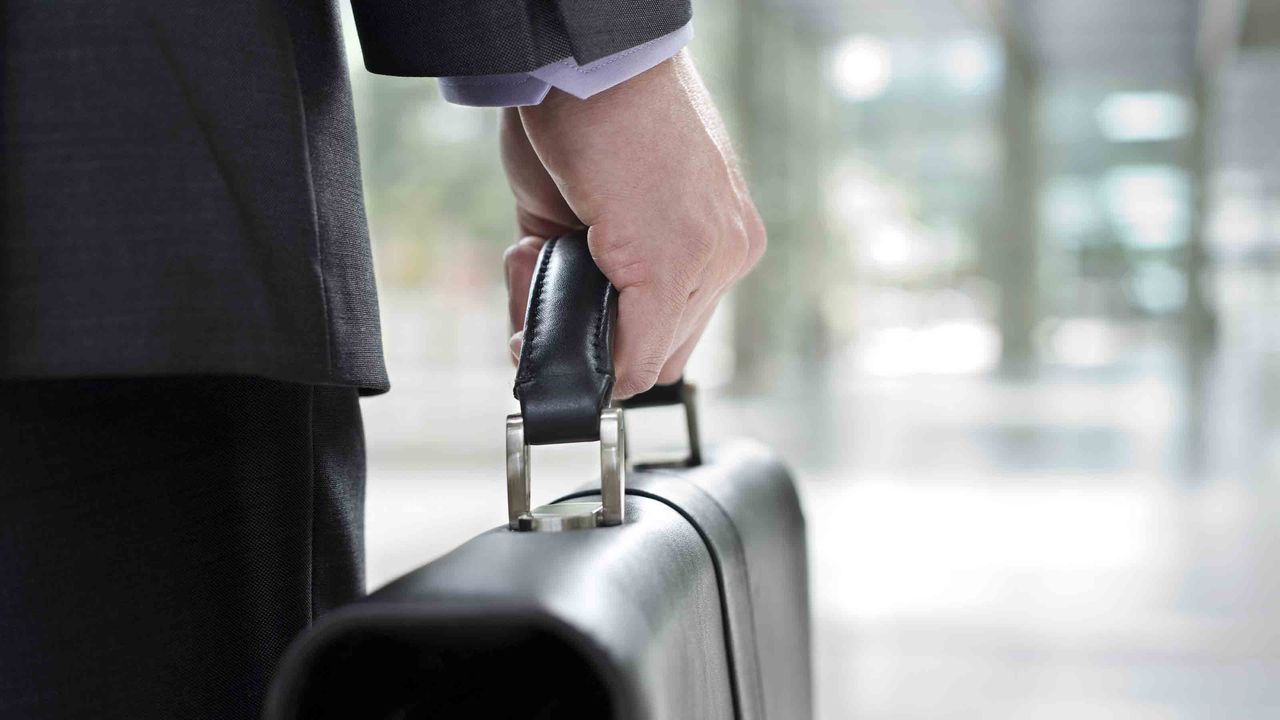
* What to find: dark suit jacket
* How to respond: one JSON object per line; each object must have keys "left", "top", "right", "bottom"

{"left": 0, "top": 0, "right": 690, "bottom": 393}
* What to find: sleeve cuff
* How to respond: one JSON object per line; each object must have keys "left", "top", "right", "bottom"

{"left": 438, "top": 22, "right": 692, "bottom": 108}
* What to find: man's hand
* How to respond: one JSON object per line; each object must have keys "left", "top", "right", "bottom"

{"left": 501, "top": 50, "right": 765, "bottom": 399}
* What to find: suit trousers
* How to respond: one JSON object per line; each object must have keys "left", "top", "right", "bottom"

{"left": 0, "top": 376, "right": 366, "bottom": 719}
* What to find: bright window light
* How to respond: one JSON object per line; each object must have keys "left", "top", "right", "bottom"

{"left": 856, "top": 321, "right": 1001, "bottom": 376}
{"left": 832, "top": 35, "right": 892, "bottom": 102}
{"left": 1094, "top": 92, "right": 1193, "bottom": 142}
{"left": 809, "top": 479, "right": 1159, "bottom": 620}
{"left": 1041, "top": 175, "right": 1104, "bottom": 246}
{"left": 1129, "top": 261, "right": 1187, "bottom": 315}
{"left": 942, "top": 37, "right": 1001, "bottom": 95}
{"left": 862, "top": 221, "right": 914, "bottom": 270}
{"left": 1039, "top": 318, "right": 1125, "bottom": 367}
{"left": 827, "top": 166, "right": 899, "bottom": 226}
{"left": 1101, "top": 165, "right": 1190, "bottom": 249}
{"left": 1208, "top": 195, "right": 1266, "bottom": 256}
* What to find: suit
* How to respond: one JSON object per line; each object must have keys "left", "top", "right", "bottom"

{"left": 0, "top": 0, "right": 690, "bottom": 716}
{"left": 0, "top": 0, "right": 690, "bottom": 389}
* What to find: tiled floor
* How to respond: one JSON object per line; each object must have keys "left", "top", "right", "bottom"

{"left": 362, "top": 299, "right": 1280, "bottom": 719}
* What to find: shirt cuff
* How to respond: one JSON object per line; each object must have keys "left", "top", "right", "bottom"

{"left": 438, "top": 22, "right": 693, "bottom": 107}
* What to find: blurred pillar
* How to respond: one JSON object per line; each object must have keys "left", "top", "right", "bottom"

{"left": 1184, "top": 71, "right": 1219, "bottom": 354}
{"left": 1178, "top": 0, "right": 1240, "bottom": 478}
{"left": 1177, "top": 73, "right": 1214, "bottom": 480}
{"left": 993, "top": 36, "right": 1040, "bottom": 374}
{"left": 729, "top": 0, "right": 834, "bottom": 393}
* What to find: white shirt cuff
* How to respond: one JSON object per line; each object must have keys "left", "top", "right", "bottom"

{"left": 438, "top": 22, "right": 693, "bottom": 108}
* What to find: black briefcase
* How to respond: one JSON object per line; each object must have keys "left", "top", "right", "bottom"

{"left": 265, "top": 233, "right": 812, "bottom": 720}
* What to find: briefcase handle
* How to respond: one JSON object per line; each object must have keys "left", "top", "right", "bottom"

{"left": 506, "top": 230, "right": 701, "bottom": 532}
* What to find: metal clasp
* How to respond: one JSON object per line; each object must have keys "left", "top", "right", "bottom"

{"left": 627, "top": 381, "right": 703, "bottom": 470}
{"left": 505, "top": 408, "right": 627, "bottom": 532}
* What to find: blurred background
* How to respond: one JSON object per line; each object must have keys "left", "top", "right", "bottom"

{"left": 340, "top": 0, "right": 1280, "bottom": 717}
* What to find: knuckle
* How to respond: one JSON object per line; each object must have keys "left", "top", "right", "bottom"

{"left": 686, "top": 232, "right": 716, "bottom": 265}
{"left": 636, "top": 357, "right": 665, "bottom": 384}
{"left": 746, "top": 235, "right": 766, "bottom": 271}
{"left": 726, "top": 220, "right": 751, "bottom": 272}
{"left": 589, "top": 226, "right": 651, "bottom": 288}
{"left": 669, "top": 260, "right": 703, "bottom": 297}
{"left": 706, "top": 206, "right": 758, "bottom": 288}
{"left": 503, "top": 239, "right": 543, "bottom": 269}
{"left": 607, "top": 259, "right": 652, "bottom": 291}
{"left": 656, "top": 278, "right": 692, "bottom": 315}
{"left": 742, "top": 208, "right": 767, "bottom": 270}
{"left": 671, "top": 211, "right": 715, "bottom": 260}
{"left": 588, "top": 224, "right": 634, "bottom": 264}
{"left": 624, "top": 353, "right": 666, "bottom": 390}
{"left": 670, "top": 239, "right": 714, "bottom": 292}
{"left": 502, "top": 243, "right": 522, "bottom": 266}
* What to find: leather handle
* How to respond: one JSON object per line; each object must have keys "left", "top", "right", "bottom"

{"left": 622, "top": 377, "right": 689, "bottom": 409}
{"left": 513, "top": 231, "right": 618, "bottom": 446}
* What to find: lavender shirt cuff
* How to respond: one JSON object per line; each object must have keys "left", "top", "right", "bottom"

{"left": 438, "top": 22, "right": 693, "bottom": 107}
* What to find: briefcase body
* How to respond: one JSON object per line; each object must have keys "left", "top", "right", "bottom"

{"left": 266, "top": 234, "right": 811, "bottom": 720}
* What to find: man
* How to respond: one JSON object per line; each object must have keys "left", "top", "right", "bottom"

{"left": 0, "top": 1, "right": 764, "bottom": 717}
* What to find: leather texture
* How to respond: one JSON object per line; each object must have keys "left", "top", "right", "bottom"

{"left": 514, "top": 232, "right": 620, "bottom": 445}
{"left": 651, "top": 445, "right": 811, "bottom": 720}
{"left": 265, "top": 441, "right": 810, "bottom": 720}
{"left": 266, "top": 493, "right": 735, "bottom": 720}
{"left": 267, "top": 233, "right": 811, "bottom": 719}
{"left": 561, "top": 442, "right": 812, "bottom": 720}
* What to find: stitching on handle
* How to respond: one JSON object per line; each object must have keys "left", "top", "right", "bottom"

{"left": 590, "top": 282, "right": 612, "bottom": 379}
{"left": 514, "top": 236, "right": 559, "bottom": 388}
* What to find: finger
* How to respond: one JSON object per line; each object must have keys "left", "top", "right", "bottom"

{"left": 658, "top": 301, "right": 717, "bottom": 385}
{"left": 664, "top": 216, "right": 760, "bottom": 360}
{"left": 504, "top": 236, "right": 546, "bottom": 336}
{"left": 671, "top": 283, "right": 720, "bottom": 350}
{"left": 501, "top": 108, "right": 579, "bottom": 236}
{"left": 509, "top": 330, "right": 524, "bottom": 365}
{"left": 612, "top": 283, "right": 688, "bottom": 400}
{"left": 659, "top": 217, "right": 750, "bottom": 353}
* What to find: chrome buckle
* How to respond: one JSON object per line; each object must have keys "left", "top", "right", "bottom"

{"left": 505, "top": 408, "right": 627, "bottom": 532}
{"left": 628, "top": 381, "right": 703, "bottom": 470}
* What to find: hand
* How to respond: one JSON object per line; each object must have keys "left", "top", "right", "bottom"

{"left": 501, "top": 50, "right": 765, "bottom": 399}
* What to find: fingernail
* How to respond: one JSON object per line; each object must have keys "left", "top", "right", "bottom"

{"left": 509, "top": 331, "right": 524, "bottom": 363}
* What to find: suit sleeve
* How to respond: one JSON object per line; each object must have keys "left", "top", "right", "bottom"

{"left": 348, "top": 0, "right": 692, "bottom": 77}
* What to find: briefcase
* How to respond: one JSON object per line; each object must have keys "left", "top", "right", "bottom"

{"left": 265, "top": 232, "right": 812, "bottom": 720}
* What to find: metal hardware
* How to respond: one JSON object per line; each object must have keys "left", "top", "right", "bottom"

{"left": 506, "top": 408, "right": 627, "bottom": 532}
{"left": 629, "top": 382, "right": 703, "bottom": 470}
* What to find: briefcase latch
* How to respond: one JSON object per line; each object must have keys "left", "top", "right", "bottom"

{"left": 505, "top": 408, "right": 626, "bottom": 532}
